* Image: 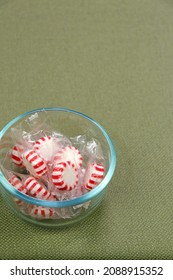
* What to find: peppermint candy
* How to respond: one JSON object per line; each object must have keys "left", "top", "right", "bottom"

{"left": 54, "top": 146, "right": 83, "bottom": 169}
{"left": 33, "top": 136, "right": 59, "bottom": 162}
{"left": 8, "top": 174, "right": 27, "bottom": 206}
{"left": 8, "top": 174, "right": 27, "bottom": 194}
{"left": 8, "top": 126, "right": 106, "bottom": 219}
{"left": 22, "top": 149, "right": 47, "bottom": 178}
{"left": 52, "top": 161, "right": 79, "bottom": 191}
{"left": 83, "top": 163, "right": 105, "bottom": 191}
{"left": 30, "top": 206, "right": 55, "bottom": 219}
{"left": 24, "top": 176, "right": 50, "bottom": 200}
{"left": 11, "top": 145, "right": 25, "bottom": 167}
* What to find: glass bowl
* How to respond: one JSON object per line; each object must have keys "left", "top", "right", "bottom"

{"left": 0, "top": 108, "right": 116, "bottom": 227}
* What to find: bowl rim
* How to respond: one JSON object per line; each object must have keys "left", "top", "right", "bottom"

{"left": 0, "top": 107, "right": 116, "bottom": 207}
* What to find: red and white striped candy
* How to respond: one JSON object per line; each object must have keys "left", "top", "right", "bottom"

{"left": 54, "top": 146, "right": 83, "bottom": 169}
{"left": 22, "top": 149, "right": 47, "bottom": 178}
{"left": 8, "top": 174, "right": 27, "bottom": 206}
{"left": 52, "top": 161, "right": 79, "bottom": 191}
{"left": 30, "top": 206, "right": 54, "bottom": 219}
{"left": 9, "top": 174, "right": 27, "bottom": 194}
{"left": 34, "top": 136, "right": 59, "bottom": 162}
{"left": 83, "top": 163, "right": 105, "bottom": 191}
{"left": 24, "top": 176, "right": 50, "bottom": 200}
{"left": 11, "top": 145, "right": 25, "bottom": 167}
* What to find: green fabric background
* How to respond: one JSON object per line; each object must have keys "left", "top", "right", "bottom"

{"left": 0, "top": 0, "right": 173, "bottom": 259}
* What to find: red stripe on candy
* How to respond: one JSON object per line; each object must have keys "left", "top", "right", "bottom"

{"left": 54, "top": 181, "right": 64, "bottom": 186}
{"left": 12, "top": 154, "right": 21, "bottom": 162}
{"left": 41, "top": 209, "right": 45, "bottom": 217}
{"left": 89, "top": 179, "right": 96, "bottom": 185}
{"left": 26, "top": 151, "right": 35, "bottom": 160}
{"left": 29, "top": 155, "right": 38, "bottom": 163}
{"left": 86, "top": 185, "right": 93, "bottom": 190}
{"left": 36, "top": 167, "right": 47, "bottom": 175}
{"left": 36, "top": 186, "right": 42, "bottom": 193}
{"left": 92, "top": 174, "right": 104, "bottom": 179}
{"left": 49, "top": 209, "right": 53, "bottom": 217}
{"left": 24, "top": 177, "right": 33, "bottom": 186}
{"left": 29, "top": 181, "right": 37, "bottom": 192}
{"left": 43, "top": 190, "right": 48, "bottom": 197}
{"left": 52, "top": 175, "right": 61, "bottom": 180}
{"left": 95, "top": 166, "right": 104, "bottom": 172}
{"left": 34, "top": 208, "right": 38, "bottom": 215}
{"left": 33, "top": 160, "right": 44, "bottom": 169}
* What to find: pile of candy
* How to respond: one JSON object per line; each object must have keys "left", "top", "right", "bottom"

{"left": 2, "top": 113, "right": 105, "bottom": 220}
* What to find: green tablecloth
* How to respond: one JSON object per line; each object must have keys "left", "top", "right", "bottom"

{"left": 0, "top": 0, "right": 173, "bottom": 259}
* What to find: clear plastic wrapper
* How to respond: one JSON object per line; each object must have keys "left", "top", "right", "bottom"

{"left": 70, "top": 135, "right": 86, "bottom": 153}
{"left": 84, "top": 138, "right": 105, "bottom": 163}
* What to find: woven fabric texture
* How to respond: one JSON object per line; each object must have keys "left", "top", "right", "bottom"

{"left": 0, "top": 0, "right": 173, "bottom": 259}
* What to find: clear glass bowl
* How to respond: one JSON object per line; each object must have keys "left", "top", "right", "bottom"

{"left": 0, "top": 108, "right": 116, "bottom": 227}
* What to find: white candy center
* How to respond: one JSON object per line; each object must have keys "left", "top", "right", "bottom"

{"left": 63, "top": 165, "right": 76, "bottom": 185}
{"left": 38, "top": 138, "right": 58, "bottom": 161}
